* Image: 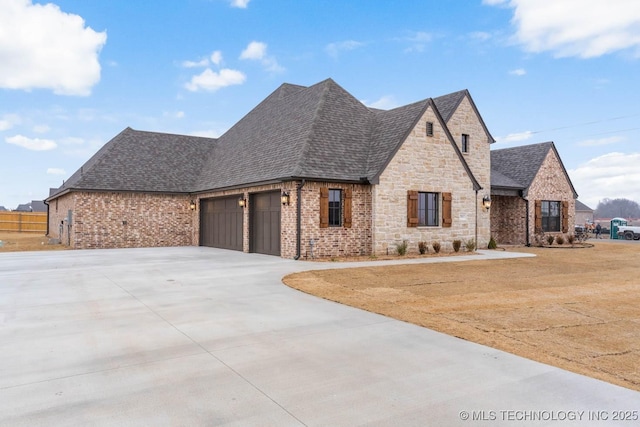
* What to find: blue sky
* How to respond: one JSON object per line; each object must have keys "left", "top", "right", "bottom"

{"left": 1, "top": 0, "right": 640, "bottom": 210}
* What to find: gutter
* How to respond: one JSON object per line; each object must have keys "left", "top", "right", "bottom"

{"left": 294, "top": 179, "right": 306, "bottom": 260}
{"left": 44, "top": 200, "right": 50, "bottom": 236}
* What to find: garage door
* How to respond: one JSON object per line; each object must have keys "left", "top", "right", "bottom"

{"left": 250, "top": 191, "right": 281, "bottom": 256}
{"left": 200, "top": 196, "right": 243, "bottom": 251}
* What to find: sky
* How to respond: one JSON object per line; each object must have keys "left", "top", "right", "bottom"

{"left": 1, "top": 0, "right": 640, "bottom": 211}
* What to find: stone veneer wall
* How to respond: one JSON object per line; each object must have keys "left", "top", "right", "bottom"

{"left": 445, "top": 96, "right": 492, "bottom": 247}
{"left": 372, "top": 104, "right": 488, "bottom": 255}
{"left": 526, "top": 149, "right": 576, "bottom": 239}
{"left": 490, "top": 195, "right": 527, "bottom": 244}
{"left": 56, "top": 191, "right": 194, "bottom": 249}
{"left": 195, "top": 181, "right": 371, "bottom": 259}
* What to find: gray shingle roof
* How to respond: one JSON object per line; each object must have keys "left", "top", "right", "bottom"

{"left": 50, "top": 128, "right": 214, "bottom": 196}
{"left": 49, "top": 79, "right": 487, "bottom": 198}
{"left": 575, "top": 200, "right": 593, "bottom": 211}
{"left": 491, "top": 141, "right": 578, "bottom": 198}
{"left": 433, "top": 90, "right": 466, "bottom": 122}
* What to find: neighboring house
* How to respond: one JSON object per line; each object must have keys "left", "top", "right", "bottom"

{"left": 15, "top": 200, "right": 47, "bottom": 212}
{"left": 46, "top": 78, "right": 493, "bottom": 257}
{"left": 0, "top": 206, "right": 8, "bottom": 212}
{"left": 575, "top": 200, "right": 594, "bottom": 226}
{"left": 490, "top": 142, "right": 578, "bottom": 245}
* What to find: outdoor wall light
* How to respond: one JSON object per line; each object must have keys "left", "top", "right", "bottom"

{"left": 238, "top": 197, "right": 247, "bottom": 208}
{"left": 281, "top": 191, "right": 290, "bottom": 206}
{"left": 189, "top": 200, "right": 196, "bottom": 211}
{"left": 482, "top": 195, "right": 492, "bottom": 211}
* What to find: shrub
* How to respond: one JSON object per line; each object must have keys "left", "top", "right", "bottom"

{"left": 555, "top": 235, "right": 565, "bottom": 245}
{"left": 546, "top": 234, "right": 555, "bottom": 245}
{"left": 418, "top": 241, "right": 428, "bottom": 255}
{"left": 452, "top": 239, "right": 462, "bottom": 252}
{"left": 465, "top": 239, "right": 476, "bottom": 252}
{"left": 432, "top": 241, "right": 441, "bottom": 253}
{"left": 567, "top": 234, "right": 575, "bottom": 245}
{"left": 487, "top": 236, "right": 497, "bottom": 249}
{"left": 396, "top": 240, "right": 408, "bottom": 256}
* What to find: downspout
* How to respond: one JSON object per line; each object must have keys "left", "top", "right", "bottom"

{"left": 294, "top": 179, "right": 306, "bottom": 260}
{"left": 525, "top": 196, "right": 531, "bottom": 246}
{"left": 44, "top": 200, "right": 50, "bottom": 236}
{"left": 475, "top": 189, "right": 479, "bottom": 250}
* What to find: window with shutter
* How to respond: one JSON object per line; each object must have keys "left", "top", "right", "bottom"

{"left": 442, "top": 192, "right": 452, "bottom": 227}
{"left": 343, "top": 188, "right": 352, "bottom": 228}
{"left": 407, "top": 191, "right": 418, "bottom": 227}
{"left": 535, "top": 200, "right": 542, "bottom": 232}
{"left": 320, "top": 187, "right": 329, "bottom": 228}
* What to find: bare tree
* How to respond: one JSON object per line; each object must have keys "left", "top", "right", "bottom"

{"left": 595, "top": 198, "right": 640, "bottom": 219}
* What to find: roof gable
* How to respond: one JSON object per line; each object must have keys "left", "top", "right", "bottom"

{"left": 491, "top": 141, "right": 578, "bottom": 198}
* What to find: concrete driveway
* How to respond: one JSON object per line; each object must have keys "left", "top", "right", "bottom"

{"left": 1, "top": 247, "right": 638, "bottom": 426}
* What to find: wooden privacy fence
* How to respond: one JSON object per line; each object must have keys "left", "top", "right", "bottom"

{"left": 0, "top": 212, "right": 47, "bottom": 233}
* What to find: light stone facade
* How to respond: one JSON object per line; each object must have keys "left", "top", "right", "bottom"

{"left": 372, "top": 100, "right": 492, "bottom": 255}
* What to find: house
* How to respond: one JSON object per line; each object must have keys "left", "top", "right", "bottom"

{"left": 575, "top": 200, "right": 594, "bottom": 226}
{"left": 15, "top": 200, "right": 47, "bottom": 212}
{"left": 490, "top": 142, "right": 578, "bottom": 245}
{"left": 46, "top": 78, "right": 496, "bottom": 257}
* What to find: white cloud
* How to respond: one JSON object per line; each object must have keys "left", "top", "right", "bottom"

{"left": 230, "top": 0, "right": 250, "bottom": 8}
{"left": 47, "top": 168, "right": 66, "bottom": 175}
{"left": 210, "top": 50, "right": 223, "bottom": 65}
{"left": 577, "top": 136, "right": 625, "bottom": 147}
{"left": 509, "top": 68, "right": 526, "bottom": 76}
{"left": 325, "top": 40, "right": 364, "bottom": 58}
{"left": 469, "top": 31, "right": 492, "bottom": 42}
{"left": 182, "top": 58, "right": 209, "bottom": 68}
{"left": 6, "top": 134, "right": 57, "bottom": 151}
{"left": 239, "top": 41, "right": 284, "bottom": 72}
{"left": 0, "top": 114, "right": 21, "bottom": 131}
{"left": 163, "top": 111, "right": 185, "bottom": 119}
{"left": 240, "top": 41, "right": 267, "bottom": 60}
{"left": 32, "top": 124, "right": 50, "bottom": 133}
{"left": 570, "top": 152, "right": 640, "bottom": 207}
{"left": 0, "top": 0, "right": 107, "bottom": 95}
{"left": 494, "top": 130, "right": 534, "bottom": 144}
{"left": 486, "top": 0, "right": 640, "bottom": 58}
{"left": 185, "top": 68, "right": 246, "bottom": 92}
{"left": 401, "top": 31, "right": 433, "bottom": 52}
{"left": 362, "top": 95, "right": 400, "bottom": 110}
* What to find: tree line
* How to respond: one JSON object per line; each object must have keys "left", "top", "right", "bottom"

{"left": 594, "top": 198, "right": 640, "bottom": 219}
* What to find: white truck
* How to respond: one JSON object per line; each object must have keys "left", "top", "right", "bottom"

{"left": 617, "top": 225, "right": 640, "bottom": 240}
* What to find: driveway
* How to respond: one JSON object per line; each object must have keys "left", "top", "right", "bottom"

{"left": 1, "top": 247, "right": 638, "bottom": 426}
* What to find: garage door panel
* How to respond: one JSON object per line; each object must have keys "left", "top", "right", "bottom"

{"left": 200, "top": 197, "right": 243, "bottom": 251}
{"left": 250, "top": 192, "right": 281, "bottom": 256}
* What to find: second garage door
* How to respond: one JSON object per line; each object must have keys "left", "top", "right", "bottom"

{"left": 250, "top": 191, "right": 281, "bottom": 256}
{"left": 200, "top": 196, "right": 243, "bottom": 251}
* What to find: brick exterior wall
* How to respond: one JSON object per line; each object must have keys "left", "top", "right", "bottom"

{"left": 194, "top": 181, "right": 371, "bottom": 259}
{"left": 491, "top": 149, "right": 576, "bottom": 245}
{"left": 47, "top": 193, "right": 76, "bottom": 245}
{"left": 48, "top": 192, "right": 194, "bottom": 249}
{"left": 526, "top": 149, "right": 576, "bottom": 240}
{"left": 490, "top": 195, "right": 527, "bottom": 244}
{"left": 372, "top": 101, "right": 491, "bottom": 255}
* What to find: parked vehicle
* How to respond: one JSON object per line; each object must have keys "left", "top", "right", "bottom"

{"left": 617, "top": 225, "right": 640, "bottom": 240}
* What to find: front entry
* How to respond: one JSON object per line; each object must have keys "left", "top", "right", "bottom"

{"left": 250, "top": 191, "right": 281, "bottom": 256}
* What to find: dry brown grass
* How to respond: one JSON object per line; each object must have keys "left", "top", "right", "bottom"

{"left": 0, "top": 232, "right": 68, "bottom": 252}
{"left": 283, "top": 241, "right": 640, "bottom": 391}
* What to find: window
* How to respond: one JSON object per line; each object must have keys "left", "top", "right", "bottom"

{"left": 418, "top": 192, "right": 439, "bottom": 226}
{"left": 328, "top": 189, "right": 342, "bottom": 226}
{"left": 461, "top": 134, "right": 469, "bottom": 153}
{"left": 541, "top": 201, "right": 561, "bottom": 232}
{"left": 426, "top": 121, "right": 434, "bottom": 137}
